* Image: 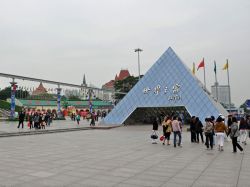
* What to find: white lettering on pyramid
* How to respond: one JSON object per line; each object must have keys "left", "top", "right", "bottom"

{"left": 168, "top": 95, "right": 181, "bottom": 101}
{"left": 143, "top": 87, "right": 151, "bottom": 94}
{"left": 164, "top": 86, "right": 168, "bottom": 94}
{"left": 143, "top": 83, "right": 181, "bottom": 101}
{"left": 172, "top": 84, "right": 181, "bottom": 94}
{"left": 154, "top": 85, "right": 161, "bottom": 95}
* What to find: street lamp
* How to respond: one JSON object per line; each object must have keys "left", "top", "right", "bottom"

{"left": 134, "top": 48, "right": 143, "bottom": 81}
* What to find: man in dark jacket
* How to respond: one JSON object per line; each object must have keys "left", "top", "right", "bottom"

{"left": 17, "top": 111, "right": 25, "bottom": 128}
{"left": 195, "top": 117, "right": 204, "bottom": 143}
{"left": 190, "top": 116, "right": 197, "bottom": 143}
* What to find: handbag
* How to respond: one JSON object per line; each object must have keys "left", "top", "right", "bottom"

{"left": 151, "top": 132, "right": 158, "bottom": 139}
{"left": 160, "top": 135, "right": 165, "bottom": 141}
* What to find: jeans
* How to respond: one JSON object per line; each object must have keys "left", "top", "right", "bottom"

{"left": 174, "top": 131, "right": 182, "bottom": 147}
{"left": 205, "top": 133, "right": 213, "bottom": 149}
{"left": 191, "top": 131, "right": 196, "bottom": 142}
{"left": 196, "top": 131, "right": 204, "bottom": 143}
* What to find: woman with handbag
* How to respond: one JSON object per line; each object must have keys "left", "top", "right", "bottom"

{"left": 230, "top": 117, "right": 244, "bottom": 153}
{"left": 162, "top": 116, "right": 172, "bottom": 145}
{"left": 151, "top": 117, "right": 159, "bottom": 144}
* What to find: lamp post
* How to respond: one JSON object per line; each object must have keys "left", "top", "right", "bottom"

{"left": 134, "top": 48, "right": 143, "bottom": 81}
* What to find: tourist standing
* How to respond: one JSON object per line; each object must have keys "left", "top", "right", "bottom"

{"left": 172, "top": 116, "right": 182, "bottom": 147}
{"left": 76, "top": 114, "right": 81, "bottom": 125}
{"left": 204, "top": 118, "right": 214, "bottom": 150}
{"left": 211, "top": 116, "right": 216, "bottom": 145}
{"left": 162, "top": 116, "right": 172, "bottom": 145}
{"left": 17, "top": 111, "right": 25, "bottom": 129}
{"left": 230, "top": 117, "right": 244, "bottom": 153}
{"left": 214, "top": 116, "right": 227, "bottom": 151}
{"left": 90, "top": 112, "right": 95, "bottom": 126}
{"left": 28, "top": 113, "right": 34, "bottom": 129}
{"left": 33, "top": 113, "right": 39, "bottom": 129}
{"left": 195, "top": 117, "right": 204, "bottom": 143}
{"left": 151, "top": 117, "right": 159, "bottom": 144}
{"left": 178, "top": 117, "right": 183, "bottom": 146}
{"left": 47, "top": 113, "right": 52, "bottom": 126}
{"left": 227, "top": 115, "right": 233, "bottom": 137}
{"left": 190, "top": 116, "right": 196, "bottom": 143}
{"left": 239, "top": 117, "right": 247, "bottom": 145}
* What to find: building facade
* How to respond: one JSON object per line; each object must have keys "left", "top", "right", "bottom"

{"left": 211, "top": 83, "right": 230, "bottom": 106}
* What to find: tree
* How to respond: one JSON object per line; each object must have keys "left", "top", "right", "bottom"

{"left": 114, "top": 76, "right": 139, "bottom": 100}
{"left": 0, "top": 86, "right": 30, "bottom": 100}
{"left": 0, "top": 87, "right": 11, "bottom": 100}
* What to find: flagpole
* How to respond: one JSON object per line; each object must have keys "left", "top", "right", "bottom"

{"left": 214, "top": 61, "right": 219, "bottom": 101}
{"left": 226, "top": 59, "right": 232, "bottom": 113}
{"left": 203, "top": 58, "right": 206, "bottom": 90}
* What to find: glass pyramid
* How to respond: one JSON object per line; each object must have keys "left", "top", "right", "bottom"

{"left": 102, "top": 47, "right": 228, "bottom": 125}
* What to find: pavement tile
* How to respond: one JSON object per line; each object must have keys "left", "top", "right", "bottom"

{"left": 122, "top": 178, "right": 163, "bottom": 187}
{"left": 131, "top": 173, "right": 169, "bottom": 182}
{"left": 0, "top": 124, "right": 249, "bottom": 186}
{"left": 77, "top": 178, "right": 119, "bottom": 186}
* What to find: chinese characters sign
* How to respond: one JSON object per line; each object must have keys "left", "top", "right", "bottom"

{"left": 143, "top": 83, "right": 181, "bottom": 101}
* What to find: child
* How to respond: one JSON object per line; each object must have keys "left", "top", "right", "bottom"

{"left": 76, "top": 114, "right": 81, "bottom": 125}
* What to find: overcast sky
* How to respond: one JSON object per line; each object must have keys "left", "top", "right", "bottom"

{"left": 0, "top": 0, "right": 249, "bottom": 106}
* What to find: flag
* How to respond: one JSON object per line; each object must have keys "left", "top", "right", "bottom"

{"left": 222, "top": 61, "right": 228, "bottom": 70}
{"left": 214, "top": 61, "right": 217, "bottom": 74}
{"left": 197, "top": 58, "right": 205, "bottom": 71}
{"left": 192, "top": 62, "right": 195, "bottom": 75}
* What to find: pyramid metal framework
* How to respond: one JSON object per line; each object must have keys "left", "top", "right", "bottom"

{"left": 102, "top": 47, "right": 228, "bottom": 125}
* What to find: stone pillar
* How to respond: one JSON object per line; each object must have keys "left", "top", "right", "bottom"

{"left": 10, "top": 79, "right": 17, "bottom": 119}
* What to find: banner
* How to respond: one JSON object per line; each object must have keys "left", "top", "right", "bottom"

{"left": 10, "top": 84, "right": 17, "bottom": 118}
{"left": 57, "top": 88, "right": 62, "bottom": 113}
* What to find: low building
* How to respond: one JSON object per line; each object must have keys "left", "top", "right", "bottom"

{"left": 17, "top": 99, "right": 113, "bottom": 111}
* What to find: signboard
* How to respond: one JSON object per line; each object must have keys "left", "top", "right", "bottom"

{"left": 143, "top": 83, "right": 181, "bottom": 102}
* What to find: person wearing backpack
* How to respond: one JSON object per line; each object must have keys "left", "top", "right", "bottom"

{"left": 230, "top": 117, "right": 244, "bottom": 153}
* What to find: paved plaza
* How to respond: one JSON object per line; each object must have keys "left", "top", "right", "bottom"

{"left": 0, "top": 123, "right": 249, "bottom": 187}
{"left": 0, "top": 118, "right": 102, "bottom": 134}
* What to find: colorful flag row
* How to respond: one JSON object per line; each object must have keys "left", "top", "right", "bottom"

{"left": 192, "top": 59, "right": 229, "bottom": 75}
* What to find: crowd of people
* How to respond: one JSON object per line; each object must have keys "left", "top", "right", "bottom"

{"left": 17, "top": 109, "right": 109, "bottom": 129}
{"left": 17, "top": 110, "right": 54, "bottom": 129}
{"left": 70, "top": 110, "right": 108, "bottom": 126}
{"left": 151, "top": 114, "right": 250, "bottom": 153}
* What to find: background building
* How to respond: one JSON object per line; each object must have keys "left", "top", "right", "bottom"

{"left": 211, "top": 83, "right": 230, "bottom": 107}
